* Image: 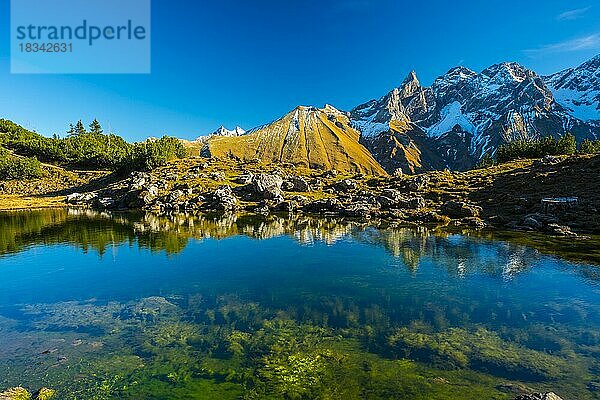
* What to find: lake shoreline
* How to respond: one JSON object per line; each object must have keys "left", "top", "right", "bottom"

{"left": 1, "top": 154, "right": 599, "bottom": 238}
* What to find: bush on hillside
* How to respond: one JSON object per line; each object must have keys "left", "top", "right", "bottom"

{"left": 495, "top": 133, "right": 577, "bottom": 163}
{"left": 124, "top": 136, "right": 189, "bottom": 171}
{"left": 0, "top": 147, "right": 43, "bottom": 180}
{"left": 579, "top": 139, "right": 600, "bottom": 154}
{"left": 0, "top": 119, "right": 188, "bottom": 172}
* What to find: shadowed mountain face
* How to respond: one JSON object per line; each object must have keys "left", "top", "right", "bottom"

{"left": 544, "top": 54, "right": 600, "bottom": 123}
{"left": 351, "top": 57, "right": 600, "bottom": 174}
{"left": 203, "top": 105, "right": 387, "bottom": 176}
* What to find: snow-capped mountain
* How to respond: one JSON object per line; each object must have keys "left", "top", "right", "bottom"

{"left": 351, "top": 56, "right": 600, "bottom": 173}
{"left": 194, "top": 126, "right": 246, "bottom": 142}
{"left": 544, "top": 54, "right": 600, "bottom": 123}
{"left": 211, "top": 126, "right": 246, "bottom": 137}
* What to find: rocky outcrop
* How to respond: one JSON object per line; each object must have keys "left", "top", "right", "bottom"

{"left": 513, "top": 393, "right": 563, "bottom": 400}
{"left": 57, "top": 154, "right": 600, "bottom": 235}
{"left": 351, "top": 56, "right": 600, "bottom": 173}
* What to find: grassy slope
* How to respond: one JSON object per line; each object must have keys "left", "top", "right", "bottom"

{"left": 206, "top": 106, "right": 387, "bottom": 176}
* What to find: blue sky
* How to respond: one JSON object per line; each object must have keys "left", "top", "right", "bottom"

{"left": 1, "top": 0, "right": 599, "bottom": 141}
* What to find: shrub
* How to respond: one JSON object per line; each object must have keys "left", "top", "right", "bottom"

{"left": 0, "top": 119, "right": 188, "bottom": 172}
{"left": 0, "top": 147, "right": 43, "bottom": 180}
{"left": 124, "top": 136, "right": 189, "bottom": 171}
{"left": 475, "top": 153, "right": 495, "bottom": 169}
{"left": 496, "top": 133, "right": 577, "bottom": 163}
{"left": 579, "top": 139, "right": 600, "bottom": 154}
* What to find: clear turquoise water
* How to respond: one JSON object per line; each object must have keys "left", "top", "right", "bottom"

{"left": 0, "top": 209, "right": 599, "bottom": 399}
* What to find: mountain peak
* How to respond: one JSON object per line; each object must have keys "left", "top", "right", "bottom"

{"left": 204, "top": 104, "right": 386, "bottom": 175}
{"left": 481, "top": 62, "right": 531, "bottom": 83}
{"left": 544, "top": 53, "right": 600, "bottom": 122}
{"left": 402, "top": 70, "right": 419, "bottom": 86}
{"left": 212, "top": 125, "right": 246, "bottom": 137}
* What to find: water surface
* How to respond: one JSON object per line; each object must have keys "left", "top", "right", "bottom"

{"left": 0, "top": 209, "right": 599, "bottom": 399}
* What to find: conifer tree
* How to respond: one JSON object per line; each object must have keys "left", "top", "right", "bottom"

{"left": 75, "top": 120, "right": 86, "bottom": 136}
{"left": 89, "top": 119, "right": 103, "bottom": 134}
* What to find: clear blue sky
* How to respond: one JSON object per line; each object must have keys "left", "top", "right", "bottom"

{"left": 1, "top": 0, "right": 599, "bottom": 141}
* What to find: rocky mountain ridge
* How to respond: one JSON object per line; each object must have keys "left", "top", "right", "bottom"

{"left": 201, "top": 54, "right": 599, "bottom": 175}
{"left": 350, "top": 56, "right": 600, "bottom": 173}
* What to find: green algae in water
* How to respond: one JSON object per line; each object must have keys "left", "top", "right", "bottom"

{"left": 0, "top": 210, "right": 599, "bottom": 399}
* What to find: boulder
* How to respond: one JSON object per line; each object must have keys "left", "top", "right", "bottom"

{"left": 166, "top": 190, "right": 185, "bottom": 203}
{"left": 408, "top": 175, "right": 429, "bottom": 191}
{"left": 414, "top": 211, "right": 450, "bottom": 224}
{"left": 534, "top": 155, "right": 563, "bottom": 166}
{"left": 334, "top": 179, "right": 357, "bottom": 193}
{"left": 303, "top": 198, "right": 342, "bottom": 213}
{"left": 441, "top": 200, "right": 482, "bottom": 218}
{"left": 398, "top": 196, "right": 425, "bottom": 210}
{"left": 252, "top": 173, "right": 284, "bottom": 199}
{"left": 377, "top": 190, "right": 424, "bottom": 210}
{"left": 129, "top": 171, "right": 151, "bottom": 191}
{"left": 283, "top": 176, "right": 311, "bottom": 192}
{"left": 95, "top": 197, "right": 116, "bottom": 210}
{"left": 234, "top": 172, "right": 254, "bottom": 185}
{"left": 341, "top": 202, "right": 373, "bottom": 218}
{"left": 210, "top": 186, "right": 238, "bottom": 211}
{"left": 65, "top": 192, "right": 96, "bottom": 205}
{"left": 289, "top": 195, "right": 310, "bottom": 205}
{"left": 322, "top": 169, "right": 338, "bottom": 178}
{"left": 209, "top": 171, "right": 226, "bottom": 181}
{"left": 274, "top": 200, "right": 297, "bottom": 212}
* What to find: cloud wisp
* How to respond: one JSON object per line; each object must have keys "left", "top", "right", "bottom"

{"left": 525, "top": 33, "right": 600, "bottom": 56}
{"left": 556, "top": 6, "right": 591, "bottom": 21}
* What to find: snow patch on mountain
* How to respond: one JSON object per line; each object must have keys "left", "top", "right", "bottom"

{"left": 426, "top": 101, "right": 475, "bottom": 137}
{"left": 552, "top": 88, "right": 599, "bottom": 122}
{"left": 544, "top": 54, "right": 600, "bottom": 123}
{"left": 351, "top": 114, "right": 390, "bottom": 138}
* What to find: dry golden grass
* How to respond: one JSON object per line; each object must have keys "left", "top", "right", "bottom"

{"left": 206, "top": 106, "right": 387, "bottom": 176}
{"left": 0, "top": 194, "right": 66, "bottom": 210}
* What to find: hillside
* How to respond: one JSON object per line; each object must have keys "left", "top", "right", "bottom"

{"left": 202, "top": 105, "right": 387, "bottom": 176}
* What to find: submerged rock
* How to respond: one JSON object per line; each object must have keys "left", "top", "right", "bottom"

{"left": 513, "top": 393, "right": 563, "bottom": 400}
{"left": 0, "top": 387, "right": 55, "bottom": 400}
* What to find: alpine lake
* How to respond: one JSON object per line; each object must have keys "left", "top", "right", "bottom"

{"left": 0, "top": 209, "right": 599, "bottom": 400}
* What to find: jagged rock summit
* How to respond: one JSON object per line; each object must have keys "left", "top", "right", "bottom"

{"left": 544, "top": 54, "right": 600, "bottom": 123}
{"left": 350, "top": 56, "right": 600, "bottom": 173}
{"left": 200, "top": 55, "right": 599, "bottom": 175}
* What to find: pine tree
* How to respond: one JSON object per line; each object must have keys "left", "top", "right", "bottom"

{"left": 67, "top": 123, "right": 75, "bottom": 136}
{"left": 75, "top": 120, "right": 86, "bottom": 136}
{"left": 89, "top": 119, "right": 103, "bottom": 134}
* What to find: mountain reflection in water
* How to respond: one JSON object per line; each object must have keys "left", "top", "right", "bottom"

{"left": 0, "top": 209, "right": 599, "bottom": 400}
